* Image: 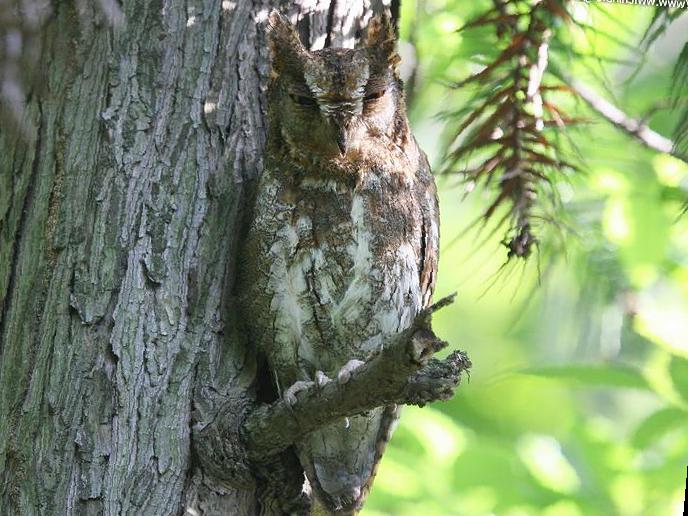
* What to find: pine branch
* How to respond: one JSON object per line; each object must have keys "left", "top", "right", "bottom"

{"left": 443, "top": 0, "right": 575, "bottom": 260}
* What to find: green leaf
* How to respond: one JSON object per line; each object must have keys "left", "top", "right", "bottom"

{"left": 631, "top": 407, "right": 688, "bottom": 449}
{"left": 520, "top": 364, "right": 651, "bottom": 390}
{"left": 669, "top": 356, "right": 688, "bottom": 402}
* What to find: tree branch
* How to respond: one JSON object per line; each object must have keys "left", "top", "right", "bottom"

{"left": 564, "top": 74, "right": 688, "bottom": 164}
{"left": 241, "top": 295, "right": 471, "bottom": 458}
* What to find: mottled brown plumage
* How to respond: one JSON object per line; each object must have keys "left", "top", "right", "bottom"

{"left": 237, "top": 11, "right": 439, "bottom": 515}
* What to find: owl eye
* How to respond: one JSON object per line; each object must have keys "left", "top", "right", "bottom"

{"left": 364, "top": 89, "right": 386, "bottom": 103}
{"left": 290, "top": 94, "right": 318, "bottom": 108}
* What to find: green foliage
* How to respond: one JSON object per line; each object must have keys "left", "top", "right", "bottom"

{"left": 522, "top": 364, "right": 651, "bottom": 390}
{"left": 632, "top": 407, "right": 688, "bottom": 448}
{"left": 669, "top": 356, "right": 688, "bottom": 402}
{"left": 363, "top": 2, "right": 688, "bottom": 515}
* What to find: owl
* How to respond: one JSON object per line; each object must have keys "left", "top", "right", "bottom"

{"left": 237, "top": 11, "right": 439, "bottom": 515}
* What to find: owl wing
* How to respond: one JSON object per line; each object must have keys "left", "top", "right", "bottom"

{"left": 236, "top": 170, "right": 298, "bottom": 386}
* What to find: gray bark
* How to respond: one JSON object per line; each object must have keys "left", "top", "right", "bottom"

{"left": 0, "top": 1, "right": 468, "bottom": 515}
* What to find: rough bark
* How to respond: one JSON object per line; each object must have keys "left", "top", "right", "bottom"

{"left": 0, "top": 1, "right": 466, "bottom": 515}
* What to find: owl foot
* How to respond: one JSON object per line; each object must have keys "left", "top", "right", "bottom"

{"left": 337, "top": 359, "right": 365, "bottom": 384}
{"left": 283, "top": 380, "right": 314, "bottom": 406}
{"left": 284, "top": 371, "right": 332, "bottom": 407}
{"left": 315, "top": 370, "right": 331, "bottom": 389}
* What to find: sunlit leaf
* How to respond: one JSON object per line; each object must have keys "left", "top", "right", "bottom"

{"left": 669, "top": 356, "right": 688, "bottom": 402}
{"left": 518, "top": 435, "right": 581, "bottom": 494}
{"left": 400, "top": 406, "right": 466, "bottom": 465}
{"left": 521, "top": 365, "right": 651, "bottom": 390}
{"left": 631, "top": 407, "right": 688, "bottom": 449}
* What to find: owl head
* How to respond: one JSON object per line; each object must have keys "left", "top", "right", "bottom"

{"left": 266, "top": 11, "right": 404, "bottom": 163}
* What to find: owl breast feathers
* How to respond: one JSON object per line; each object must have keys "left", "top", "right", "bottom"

{"left": 237, "top": 11, "right": 439, "bottom": 515}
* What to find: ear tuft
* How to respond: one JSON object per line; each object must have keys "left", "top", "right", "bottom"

{"left": 266, "top": 10, "right": 307, "bottom": 72}
{"left": 364, "top": 14, "right": 400, "bottom": 70}
{"left": 266, "top": 10, "right": 290, "bottom": 37}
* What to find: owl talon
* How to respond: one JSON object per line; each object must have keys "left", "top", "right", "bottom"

{"left": 284, "top": 380, "right": 314, "bottom": 406}
{"left": 315, "top": 370, "right": 331, "bottom": 389}
{"left": 337, "top": 359, "right": 365, "bottom": 384}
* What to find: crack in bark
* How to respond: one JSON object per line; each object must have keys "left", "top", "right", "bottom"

{"left": 0, "top": 99, "right": 43, "bottom": 355}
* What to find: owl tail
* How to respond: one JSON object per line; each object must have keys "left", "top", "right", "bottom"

{"left": 298, "top": 405, "right": 399, "bottom": 515}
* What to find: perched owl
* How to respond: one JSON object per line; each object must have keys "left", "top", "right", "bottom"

{"left": 237, "top": 11, "right": 439, "bottom": 515}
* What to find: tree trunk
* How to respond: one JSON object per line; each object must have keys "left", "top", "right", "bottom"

{"left": 0, "top": 1, "right": 394, "bottom": 514}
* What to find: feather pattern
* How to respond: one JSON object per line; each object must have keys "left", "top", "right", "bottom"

{"left": 237, "top": 11, "right": 439, "bottom": 515}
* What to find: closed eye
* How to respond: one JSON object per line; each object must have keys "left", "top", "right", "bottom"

{"left": 364, "top": 89, "right": 386, "bottom": 103}
{"left": 290, "top": 94, "right": 318, "bottom": 107}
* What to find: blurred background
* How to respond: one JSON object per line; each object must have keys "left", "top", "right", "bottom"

{"left": 364, "top": 1, "right": 688, "bottom": 515}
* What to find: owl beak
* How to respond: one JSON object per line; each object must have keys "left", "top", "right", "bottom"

{"left": 336, "top": 130, "right": 348, "bottom": 156}
{"left": 329, "top": 111, "right": 350, "bottom": 156}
